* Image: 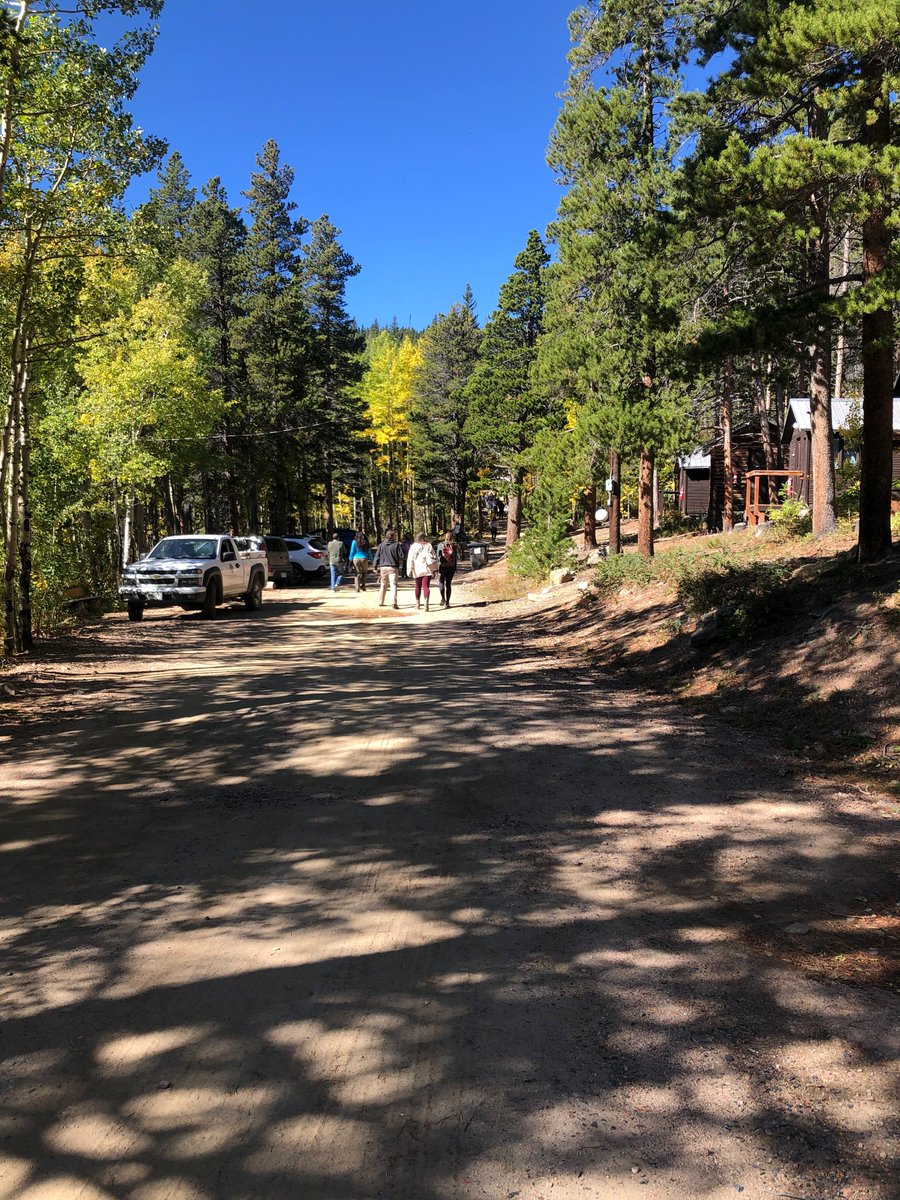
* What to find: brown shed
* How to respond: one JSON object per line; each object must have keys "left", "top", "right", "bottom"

{"left": 676, "top": 450, "right": 712, "bottom": 518}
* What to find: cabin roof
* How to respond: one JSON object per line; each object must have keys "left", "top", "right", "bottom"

{"left": 782, "top": 397, "right": 900, "bottom": 440}
{"left": 677, "top": 449, "right": 711, "bottom": 470}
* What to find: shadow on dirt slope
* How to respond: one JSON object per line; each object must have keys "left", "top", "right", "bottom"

{"left": 495, "top": 544, "right": 900, "bottom": 785}
{"left": 1, "top": 595, "right": 898, "bottom": 1199}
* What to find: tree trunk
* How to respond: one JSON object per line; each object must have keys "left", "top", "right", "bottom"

{"left": 18, "top": 363, "right": 31, "bottom": 652}
{"left": 248, "top": 482, "right": 260, "bottom": 534}
{"left": 807, "top": 171, "right": 837, "bottom": 537}
{"left": 162, "top": 475, "right": 177, "bottom": 534}
{"left": 753, "top": 356, "right": 778, "bottom": 470}
{"left": 323, "top": 468, "right": 335, "bottom": 538}
{"left": 273, "top": 479, "right": 288, "bottom": 536}
{"left": 583, "top": 483, "right": 597, "bottom": 548}
{"left": 506, "top": 467, "right": 525, "bottom": 545}
{"left": 637, "top": 449, "right": 654, "bottom": 557}
{"left": 3, "top": 366, "right": 21, "bottom": 657}
{"left": 122, "top": 492, "right": 133, "bottom": 570}
{"left": 858, "top": 60, "right": 894, "bottom": 563}
{"left": 834, "top": 226, "right": 852, "bottom": 399}
{"left": 722, "top": 360, "right": 734, "bottom": 532}
{"left": 608, "top": 450, "right": 621, "bottom": 555}
{"left": 808, "top": 340, "right": 836, "bottom": 536}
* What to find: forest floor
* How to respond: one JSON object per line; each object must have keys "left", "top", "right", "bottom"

{"left": 1, "top": 549, "right": 898, "bottom": 1200}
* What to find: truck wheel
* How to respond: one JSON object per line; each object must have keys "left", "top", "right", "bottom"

{"left": 202, "top": 579, "right": 220, "bottom": 618}
{"left": 244, "top": 576, "right": 263, "bottom": 611}
{"left": 127, "top": 602, "right": 144, "bottom": 622}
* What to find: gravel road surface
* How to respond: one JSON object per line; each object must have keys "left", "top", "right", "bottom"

{"left": 1, "top": 580, "right": 898, "bottom": 1199}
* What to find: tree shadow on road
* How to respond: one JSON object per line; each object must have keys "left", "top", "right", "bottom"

{"left": 1, "top": 602, "right": 898, "bottom": 1199}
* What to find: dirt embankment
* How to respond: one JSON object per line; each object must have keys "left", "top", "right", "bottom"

{"left": 473, "top": 531, "right": 900, "bottom": 994}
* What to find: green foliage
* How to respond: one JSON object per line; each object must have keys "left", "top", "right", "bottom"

{"left": 465, "top": 230, "right": 552, "bottom": 470}
{"left": 593, "top": 543, "right": 793, "bottom": 638}
{"left": 593, "top": 552, "right": 658, "bottom": 591}
{"left": 301, "top": 214, "right": 367, "bottom": 500}
{"left": 507, "top": 514, "right": 571, "bottom": 579}
{"left": 409, "top": 299, "right": 481, "bottom": 521}
{"left": 77, "top": 258, "right": 221, "bottom": 490}
{"left": 675, "top": 560, "right": 792, "bottom": 636}
{"left": 769, "top": 496, "right": 813, "bottom": 538}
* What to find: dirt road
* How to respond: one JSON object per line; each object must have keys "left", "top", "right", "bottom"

{"left": 1, "top": 578, "right": 898, "bottom": 1199}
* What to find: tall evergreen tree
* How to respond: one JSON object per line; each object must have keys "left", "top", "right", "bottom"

{"left": 187, "top": 176, "right": 247, "bottom": 530}
{"left": 142, "top": 149, "right": 196, "bottom": 267}
{"left": 237, "top": 139, "right": 310, "bottom": 532}
{"left": 465, "top": 230, "right": 551, "bottom": 544}
{"left": 546, "top": 0, "right": 692, "bottom": 557}
{"left": 409, "top": 299, "right": 481, "bottom": 528}
{"left": 301, "top": 215, "right": 366, "bottom": 536}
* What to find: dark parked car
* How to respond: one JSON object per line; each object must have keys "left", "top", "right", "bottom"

{"left": 262, "top": 535, "right": 292, "bottom": 588}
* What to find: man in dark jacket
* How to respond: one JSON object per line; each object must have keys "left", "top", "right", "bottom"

{"left": 373, "top": 529, "right": 404, "bottom": 609}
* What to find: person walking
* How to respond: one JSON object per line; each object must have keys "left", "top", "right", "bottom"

{"left": 349, "top": 532, "right": 372, "bottom": 592}
{"left": 327, "top": 532, "right": 346, "bottom": 592}
{"left": 407, "top": 532, "right": 437, "bottom": 611}
{"left": 489, "top": 517, "right": 498, "bottom": 545}
{"left": 437, "top": 532, "right": 458, "bottom": 608}
{"left": 373, "top": 529, "right": 404, "bottom": 609}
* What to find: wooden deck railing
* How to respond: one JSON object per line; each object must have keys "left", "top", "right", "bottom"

{"left": 744, "top": 470, "right": 806, "bottom": 526}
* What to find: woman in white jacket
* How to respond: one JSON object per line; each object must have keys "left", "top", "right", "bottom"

{"left": 406, "top": 532, "right": 437, "bottom": 611}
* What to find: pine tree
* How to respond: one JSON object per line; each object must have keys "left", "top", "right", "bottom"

{"left": 546, "top": 0, "right": 691, "bottom": 557}
{"left": 465, "top": 230, "right": 551, "bottom": 544}
{"left": 236, "top": 140, "right": 310, "bottom": 532}
{"left": 301, "top": 215, "right": 366, "bottom": 537}
{"left": 142, "top": 150, "right": 196, "bottom": 267}
{"left": 409, "top": 299, "right": 481, "bottom": 529}
{"left": 187, "top": 176, "right": 247, "bottom": 530}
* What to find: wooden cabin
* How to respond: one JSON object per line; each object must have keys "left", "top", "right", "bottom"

{"left": 782, "top": 398, "right": 900, "bottom": 504}
{"left": 677, "top": 420, "right": 780, "bottom": 528}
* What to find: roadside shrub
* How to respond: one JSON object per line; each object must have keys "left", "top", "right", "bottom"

{"left": 835, "top": 460, "right": 861, "bottom": 520}
{"left": 677, "top": 559, "right": 792, "bottom": 637}
{"left": 655, "top": 510, "right": 703, "bottom": 538}
{"left": 593, "top": 552, "right": 658, "bottom": 591}
{"left": 769, "top": 495, "right": 812, "bottom": 537}
{"left": 508, "top": 515, "right": 571, "bottom": 579}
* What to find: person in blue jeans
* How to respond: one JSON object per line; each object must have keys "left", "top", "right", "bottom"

{"left": 327, "top": 534, "right": 345, "bottom": 591}
{"left": 348, "top": 533, "right": 372, "bottom": 591}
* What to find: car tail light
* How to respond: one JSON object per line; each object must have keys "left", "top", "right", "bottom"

{"left": 308, "top": 551, "right": 322, "bottom": 558}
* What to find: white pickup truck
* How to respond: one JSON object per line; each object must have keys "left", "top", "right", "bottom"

{"left": 119, "top": 534, "right": 268, "bottom": 621}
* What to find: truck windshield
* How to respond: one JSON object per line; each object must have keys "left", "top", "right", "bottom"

{"left": 147, "top": 538, "right": 217, "bottom": 561}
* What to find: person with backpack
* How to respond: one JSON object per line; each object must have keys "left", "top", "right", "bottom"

{"left": 437, "top": 532, "right": 458, "bottom": 608}
{"left": 406, "top": 532, "right": 437, "bottom": 611}
{"left": 373, "top": 529, "right": 404, "bottom": 609}
{"left": 349, "top": 532, "right": 372, "bottom": 592}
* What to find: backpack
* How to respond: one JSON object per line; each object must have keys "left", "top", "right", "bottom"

{"left": 441, "top": 543, "right": 457, "bottom": 566}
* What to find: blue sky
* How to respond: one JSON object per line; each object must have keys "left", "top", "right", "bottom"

{"left": 125, "top": 0, "right": 577, "bottom": 329}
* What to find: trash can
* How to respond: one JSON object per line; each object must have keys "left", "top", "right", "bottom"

{"left": 468, "top": 541, "right": 489, "bottom": 569}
